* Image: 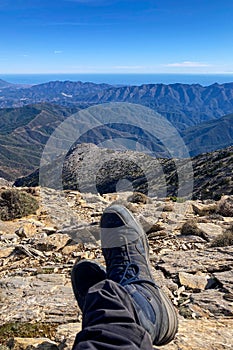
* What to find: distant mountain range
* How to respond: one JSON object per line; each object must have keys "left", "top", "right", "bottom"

{"left": 0, "top": 102, "right": 232, "bottom": 180}
{"left": 1, "top": 80, "right": 233, "bottom": 131}
{"left": 0, "top": 79, "right": 232, "bottom": 183}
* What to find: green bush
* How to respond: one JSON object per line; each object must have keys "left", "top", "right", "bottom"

{"left": 0, "top": 189, "right": 39, "bottom": 221}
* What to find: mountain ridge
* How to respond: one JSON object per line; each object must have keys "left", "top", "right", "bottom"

{"left": 0, "top": 102, "right": 232, "bottom": 180}
{"left": 1, "top": 80, "right": 233, "bottom": 131}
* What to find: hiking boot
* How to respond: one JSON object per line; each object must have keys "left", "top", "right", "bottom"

{"left": 101, "top": 204, "right": 154, "bottom": 284}
{"left": 101, "top": 204, "right": 178, "bottom": 346}
{"left": 71, "top": 260, "right": 106, "bottom": 311}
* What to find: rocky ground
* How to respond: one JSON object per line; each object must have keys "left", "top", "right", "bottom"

{"left": 0, "top": 187, "right": 232, "bottom": 349}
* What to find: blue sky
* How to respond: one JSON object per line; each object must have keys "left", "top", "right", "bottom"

{"left": 0, "top": 0, "right": 233, "bottom": 74}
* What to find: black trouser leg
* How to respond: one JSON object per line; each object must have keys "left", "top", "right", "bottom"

{"left": 72, "top": 279, "right": 153, "bottom": 350}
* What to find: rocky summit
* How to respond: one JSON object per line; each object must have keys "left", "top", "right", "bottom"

{"left": 0, "top": 186, "right": 232, "bottom": 349}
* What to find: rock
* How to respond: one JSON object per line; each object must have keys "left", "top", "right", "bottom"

{"left": 56, "top": 322, "right": 81, "bottom": 349}
{"left": 81, "top": 192, "right": 109, "bottom": 204}
{"left": 191, "top": 289, "right": 233, "bottom": 317}
{"left": 15, "top": 223, "right": 37, "bottom": 238}
{"left": 41, "top": 227, "right": 57, "bottom": 235}
{"left": 0, "top": 274, "right": 80, "bottom": 325}
{"left": 58, "top": 226, "right": 97, "bottom": 244}
{"left": 213, "top": 270, "right": 233, "bottom": 294}
{"left": 196, "top": 222, "right": 223, "bottom": 241}
{"left": 179, "top": 271, "right": 215, "bottom": 290}
{"left": 163, "top": 203, "right": 174, "bottom": 212}
{"left": 62, "top": 244, "right": 83, "bottom": 255}
{"left": 139, "top": 215, "right": 165, "bottom": 234}
{"left": 177, "top": 235, "right": 207, "bottom": 244}
{"left": 15, "top": 245, "right": 45, "bottom": 258}
{"left": 34, "top": 233, "right": 71, "bottom": 251}
{"left": 157, "top": 246, "right": 233, "bottom": 276}
{"left": 192, "top": 202, "right": 217, "bottom": 216}
{"left": 0, "top": 178, "right": 12, "bottom": 187}
{"left": 161, "top": 318, "right": 233, "bottom": 350}
{"left": 0, "top": 247, "right": 14, "bottom": 258}
{"left": 7, "top": 338, "right": 58, "bottom": 350}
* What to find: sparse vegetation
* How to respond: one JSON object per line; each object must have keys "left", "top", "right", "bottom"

{"left": 180, "top": 219, "right": 202, "bottom": 237}
{"left": 170, "top": 196, "right": 186, "bottom": 203}
{"left": 0, "top": 189, "right": 39, "bottom": 221}
{"left": 217, "top": 196, "right": 233, "bottom": 217}
{"left": 127, "top": 192, "right": 152, "bottom": 204}
{"left": 0, "top": 322, "right": 57, "bottom": 344}
{"left": 211, "top": 224, "right": 233, "bottom": 247}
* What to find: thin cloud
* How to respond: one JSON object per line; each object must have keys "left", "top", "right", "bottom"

{"left": 164, "top": 61, "right": 211, "bottom": 68}
{"left": 54, "top": 50, "right": 63, "bottom": 54}
{"left": 113, "top": 65, "right": 145, "bottom": 70}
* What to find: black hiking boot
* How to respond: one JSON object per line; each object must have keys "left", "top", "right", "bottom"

{"left": 101, "top": 204, "right": 178, "bottom": 346}
{"left": 71, "top": 260, "right": 106, "bottom": 311}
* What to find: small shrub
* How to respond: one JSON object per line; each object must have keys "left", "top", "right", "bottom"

{"left": 180, "top": 219, "right": 202, "bottom": 236}
{"left": 0, "top": 322, "right": 57, "bottom": 344}
{"left": 217, "top": 196, "right": 233, "bottom": 217}
{"left": 211, "top": 224, "right": 233, "bottom": 247}
{"left": 0, "top": 189, "right": 39, "bottom": 221}
{"left": 170, "top": 196, "right": 186, "bottom": 203}
{"left": 211, "top": 231, "right": 233, "bottom": 247}
{"left": 127, "top": 192, "right": 152, "bottom": 204}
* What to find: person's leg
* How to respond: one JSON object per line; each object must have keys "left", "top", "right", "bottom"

{"left": 71, "top": 204, "right": 178, "bottom": 349}
{"left": 101, "top": 204, "right": 178, "bottom": 346}
{"left": 71, "top": 262, "right": 153, "bottom": 350}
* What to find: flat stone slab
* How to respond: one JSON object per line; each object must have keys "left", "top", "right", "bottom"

{"left": 190, "top": 289, "right": 233, "bottom": 318}
{"left": 0, "top": 273, "right": 80, "bottom": 325}
{"left": 213, "top": 270, "right": 233, "bottom": 294}
{"left": 161, "top": 318, "right": 233, "bottom": 350}
{"left": 157, "top": 246, "right": 233, "bottom": 276}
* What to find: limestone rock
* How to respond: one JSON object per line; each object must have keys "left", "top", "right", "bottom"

{"left": 34, "top": 233, "right": 71, "bottom": 251}
{"left": 55, "top": 322, "right": 81, "bottom": 349}
{"left": 192, "top": 202, "right": 217, "bottom": 216}
{"left": 41, "top": 227, "right": 57, "bottom": 235}
{"left": 138, "top": 215, "right": 165, "bottom": 234}
{"left": 213, "top": 270, "right": 233, "bottom": 294}
{"left": 15, "top": 223, "right": 37, "bottom": 238}
{"left": 58, "top": 226, "right": 97, "bottom": 244}
{"left": 0, "top": 274, "right": 80, "bottom": 325}
{"left": 196, "top": 222, "right": 223, "bottom": 241}
{"left": 158, "top": 246, "right": 233, "bottom": 276}
{"left": 179, "top": 271, "right": 215, "bottom": 290}
{"left": 0, "top": 246, "right": 14, "bottom": 258}
{"left": 191, "top": 289, "right": 233, "bottom": 317}
{"left": 161, "top": 318, "right": 233, "bottom": 350}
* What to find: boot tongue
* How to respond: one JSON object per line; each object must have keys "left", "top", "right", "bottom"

{"left": 101, "top": 212, "right": 124, "bottom": 228}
